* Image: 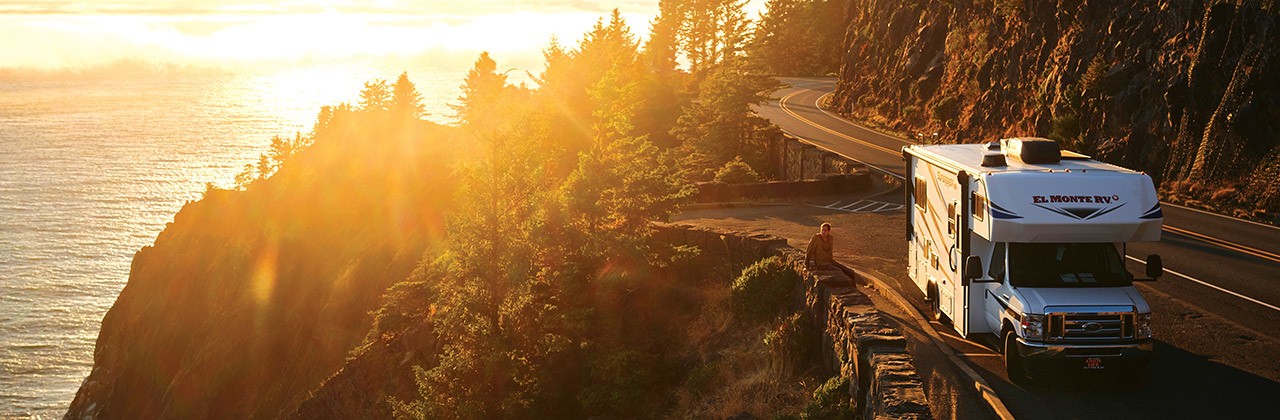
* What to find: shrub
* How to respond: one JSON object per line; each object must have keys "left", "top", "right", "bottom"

{"left": 800, "top": 376, "right": 854, "bottom": 419}
{"left": 578, "top": 350, "right": 655, "bottom": 415}
{"left": 1082, "top": 55, "right": 1110, "bottom": 95}
{"left": 730, "top": 256, "right": 801, "bottom": 322}
{"left": 684, "top": 361, "right": 721, "bottom": 397}
{"left": 715, "top": 156, "right": 764, "bottom": 184}
{"left": 765, "top": 312, "right": 818, "bottom": 375}
{"left": 930, "top": 95, "right": 961, "bottom": 127}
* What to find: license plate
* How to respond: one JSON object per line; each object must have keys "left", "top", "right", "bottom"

{"left": 1084, "top": 357, "right": 1104, "bottom": 370}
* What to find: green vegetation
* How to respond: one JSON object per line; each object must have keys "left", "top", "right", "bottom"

{"left": 715, "top": 156, "right": 765, "bottom": 184}
{"left": 370, "top": 5, "right": 807, "bottom": 418}
{"left": 750, "top": 0, "right": 849, "bottom": 75}
{"left": 208, "top": 1, "right": 862, "bottom": 417}
{"left": 730, "top": 256, "right": 802, "bottom": 322}
{"left": 766, "top": 312, "right": 819, "bottom": 376}
{"left": 798, "top": 376, "right": 855, "bottom": 419}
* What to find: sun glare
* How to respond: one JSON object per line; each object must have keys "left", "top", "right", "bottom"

{"left": 0, "top": 1, "right": 686, "bottom": 71}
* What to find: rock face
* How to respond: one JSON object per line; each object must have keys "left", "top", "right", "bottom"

{"left": 829, "top": 0, "right": 1280, "bottom": 215}
{"left": 65, "top": 115, "right": 454, "bottom": 419}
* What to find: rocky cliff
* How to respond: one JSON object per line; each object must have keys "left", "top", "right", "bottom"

{"left": 829, "top": 0, "right": 1280, "bottom": 219}
{"left": 66, "top": 111, "right": 456, "bottom": 419}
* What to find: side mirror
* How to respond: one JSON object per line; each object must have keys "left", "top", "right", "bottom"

{"left": 963, "top": 255, "right": 984, "bottom": 285}
{"left": 1145, "top": 254, "right": 1163, "bottom": 279}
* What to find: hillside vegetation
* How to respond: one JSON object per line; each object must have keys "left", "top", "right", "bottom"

{"left": 825, "top": 0, "right": 1280, "bottom": 220}
{"left": 68, "top": 3, "right": 855, "bottom": 418}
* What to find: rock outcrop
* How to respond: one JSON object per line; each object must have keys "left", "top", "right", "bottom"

{"left": 66, "top": 113, "right": 456, "bottom": 419}
{"left": 829, "top": 0, "right": 1280, "bottom": 218}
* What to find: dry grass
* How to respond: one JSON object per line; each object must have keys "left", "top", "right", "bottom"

{"left": 666, "top": 280, "right": 818, "bottom": 418}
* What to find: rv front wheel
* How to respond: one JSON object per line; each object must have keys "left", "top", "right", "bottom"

{"left": 1003, "top": 330, "right": 1027, "bottom": 384}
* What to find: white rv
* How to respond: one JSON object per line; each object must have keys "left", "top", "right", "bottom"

{"left": 904, "top": 137, "right": 1164, "bottom": 381}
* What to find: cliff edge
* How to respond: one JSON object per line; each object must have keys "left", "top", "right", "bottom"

{"left": 65, "top": 110, "right": 456, "bottom": 419}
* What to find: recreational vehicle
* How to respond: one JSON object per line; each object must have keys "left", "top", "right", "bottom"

{"left": 904, "top": 137, "right": 1164, "bottom": 381}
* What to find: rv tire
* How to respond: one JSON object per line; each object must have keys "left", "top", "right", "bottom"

{"left": 1003, "top": 330, "right": 1028, "bottom": 384}
{"left": 928, "top": 283, "right": 951, "bottom": 325}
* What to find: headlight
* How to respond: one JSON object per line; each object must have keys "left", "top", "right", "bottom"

{"left": 1137, "top": 313, "right": 1153, "bottom": 338}
{"left": 1020, "top": 314, "right": 1044, "bottom": 341}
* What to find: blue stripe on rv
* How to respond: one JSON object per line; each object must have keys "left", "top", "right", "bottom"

{"left": 990, "top": 202, "right": 1023, "bottom": 219}
{"left": 1140, "top": 203, "right": 1163, "bottom": 219}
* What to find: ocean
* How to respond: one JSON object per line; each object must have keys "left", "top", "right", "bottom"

{"left": 0, "top": 63, "right": 473, "bottom": 418}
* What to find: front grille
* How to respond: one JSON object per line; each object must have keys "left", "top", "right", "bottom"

{"left": 1047, "top": 312, "right": 1135, "bottom": 342}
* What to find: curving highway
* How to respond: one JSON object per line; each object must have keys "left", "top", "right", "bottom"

{"left": 756, "top": 77, "right": 1280, "bottom": 418}
{"left": 759, "top": 77, "right": 1280, "bottom": 339}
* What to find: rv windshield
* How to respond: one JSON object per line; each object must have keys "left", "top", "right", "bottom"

{"left": 1007, "top": 243, "right": 1131, "bottom": 288}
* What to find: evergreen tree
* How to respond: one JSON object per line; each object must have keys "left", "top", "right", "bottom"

{"left": 636, "top": 0, "right": 691, "bottom": 149}
{"left": 452, "top": 52, "right": 509, "bottom": 130}
{"left": 677, "top": 0, "right": 753, "bottom": 80}
{"left": 531, "top": 12, "right": 643, "bottom": 171}
{"left": 807, "top": 0, "right": 848, "bottom": 74}
{"left": 642, "top": 0, "right": 683, "bottom": 76}
{"left": 673, "top": 57, "right": 781, "bottom": 179}
{"left": 750, "top": 0, "right": 817, "bottom": 75}
{"left": 359, "top": 79, "right": 391, "bottom": 112}
{"left": 391, "top": 72, "right": 426, "bottom": 119}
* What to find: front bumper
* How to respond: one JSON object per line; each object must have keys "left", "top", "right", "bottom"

{"left": 1016, "top": 338, "right": 1153, "bottom": 374}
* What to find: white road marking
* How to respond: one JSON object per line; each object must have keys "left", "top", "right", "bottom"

{"left": 775, "top": 90, "right": 906, "bottom": 180}
{"left": 1126, "top": 255, "right": 1280, "bottom": 313}
{"left": 851, "top": 202, "right": 880, "bottom": 212}
{"left": 819, "top": 199, "right": 903, "bottom": 214}
{"left": 814, "top": 92, "right": 918, "bottom": 148}
{"left": 1163, "top": 201, "right": 1280, "bottom": 232}
{"left": 839, "top": 200, "right": 866, "bottom": 210}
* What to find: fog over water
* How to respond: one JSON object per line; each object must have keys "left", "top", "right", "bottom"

{"left": 0, "top": 63, "right": 473, "bottom": 417}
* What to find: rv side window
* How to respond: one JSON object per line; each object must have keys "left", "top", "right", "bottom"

{"left": 989, "top": 242, "right": 1006, "bottom": 281}
{"left": 914, "top": 177, "right": 928, "bottom": 212}
{"left": 947, "top": 202, "right": 956, "bottom": 237}
{"left": 973, "top": 194, "right": 987, "bottom": 222}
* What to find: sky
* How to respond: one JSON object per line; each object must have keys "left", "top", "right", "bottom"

{"left": 0, "top": 0, "right": 767, "bottom": 72}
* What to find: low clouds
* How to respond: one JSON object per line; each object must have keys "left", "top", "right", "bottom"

{"left": 0, "top": 1, "right": 664, "bottom": 70}
{"left": 0, "top": 1, "right": 658, "bottom": 16}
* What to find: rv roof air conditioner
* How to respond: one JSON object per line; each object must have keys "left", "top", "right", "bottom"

{"left": 981, "top": 153, "right": 1007, "bottom": 167}
{"left": 1000, "top": 137, "right": 1061, "bottom": 164}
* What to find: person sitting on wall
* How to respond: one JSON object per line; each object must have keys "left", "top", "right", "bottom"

{"left": 805, "top": 222, "right": 834, "bottom": 269}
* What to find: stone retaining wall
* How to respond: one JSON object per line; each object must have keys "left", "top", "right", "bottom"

{"left": 693, "top": 171, "right": 872, "bottom": 202}
{"left": 652, "top": 223, "right": 931, "bottom": 419}
{"left": 768, "top": 131, "right": 864, "bottom": 180}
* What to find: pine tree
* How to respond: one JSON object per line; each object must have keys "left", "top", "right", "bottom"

{"left": 750, "top": 0, "right": 816, "bottom": 75}
{"left": 677, "top": 0, "right": 753, "bottom": 80}
{"left": 642, "top": 0, "right": 683, "bottom": 75}
{"left": 391, "top": 72, "right": 426, "bottom": 119}
{"left": 452, "top": 52, "right": 509, "bottom": 129}
{"left": 807, "top": 0, "right": 847, "bottom": 74}
{"left": 359, "top": 79, "right": 391, "bottom": 112}
{"left": 674, "top": 57, "right": 781, "bottom": 179}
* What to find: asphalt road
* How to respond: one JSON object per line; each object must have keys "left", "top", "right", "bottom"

{"left": 758, "top": 77, "right": 1280, "bottom": 339}
{"left": 755, "top": 77, "right": 1280, "bottom": 418}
